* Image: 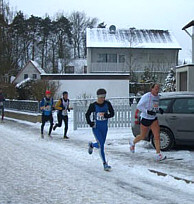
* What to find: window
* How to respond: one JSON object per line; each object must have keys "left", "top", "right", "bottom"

{"left": 24, "top": 74, "right": 28, "bottom": 79}
{"left": 107, "top": 54, "right": 117, "bottom": 63}
{"left": 172, "top": 98, "right": 194, "bottom": 114}
{"left": 97, "top": 54, "right": 117, "bottom": 63}
{"left": 33, "top": 74, "right": 37, "bottom": 79}
{"left": 65, "top": 66, "right": 74, "bottom": 73}
{"left": 119, "top": 55, "right": 125, "bottom": 63}
{"left": 97, "top": 54, "right": 107, "bottom": 63}
{"left": 159, "top": 99, "right": 172, "bottom": 112}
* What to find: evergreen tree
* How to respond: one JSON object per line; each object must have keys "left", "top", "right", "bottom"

{"left": 140, "top": 68, "right": 157, "bottom": 83}
{"left": 162, "top": 68, "right": 176, "bottom": 92}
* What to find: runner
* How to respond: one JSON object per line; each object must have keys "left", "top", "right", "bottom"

{"left": 53, "top": 91, "right": 71, "bottom": 139}
{"left": 129, "top": 84, "right": 166, "bottom": 161}
{"left": 0, "top": 88, "right": 5, "bottom": 121}
{"left": 40, "top": 90, "right": 54, "bottom": 138}
{"left": 85, "top": 88, "right": 114, "bottom": 171}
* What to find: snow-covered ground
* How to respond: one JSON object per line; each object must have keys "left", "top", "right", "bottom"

{"left": 0, "top": 112, "right": 194, "bottom": 204}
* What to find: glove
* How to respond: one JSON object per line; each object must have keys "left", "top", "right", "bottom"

{"left": 147, "top": 110, "right": 156, "bottom": 116}
{"left": 89, "top": 122, "right": 95, "bottom": 128}
{"left": 159, "top": 108, "right": 164, "bottom": 114}
{"left": 104, "top": 112, "right": 109, "bottom": 118}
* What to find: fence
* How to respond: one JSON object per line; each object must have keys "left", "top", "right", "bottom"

{"left": 4, "top": 99, "right": 40, "bottom": 113}
{"left": 72, "top": 97, "right": 138, "bottom": 130}
{"left": 4, "top": 97, "right": 139, "bottom": 128}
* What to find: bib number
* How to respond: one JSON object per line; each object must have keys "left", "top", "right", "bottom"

{"left": 62, "top": 109, "right": 68, "bottom": 116}
{"left": 97, "top": 112, "right": 107, "bottom": 121}
{"left": 152, "top": 101, "right": 159, "bottom": 112}
{"left": 45, "top": 105, "right": 51, "bottom": 111}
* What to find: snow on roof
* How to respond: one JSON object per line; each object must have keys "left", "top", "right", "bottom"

{"left": 30, "top": 60, "right": 46, "bottom": 74}
{"left": 86, "top": 28, "right": 181, "bottom": 49}
{"left": 16, "top": 78, "right": 32, "bottom": 88}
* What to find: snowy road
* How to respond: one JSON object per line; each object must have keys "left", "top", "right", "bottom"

{"left": 0, "top": 118, "right": 194, "bottom": 204}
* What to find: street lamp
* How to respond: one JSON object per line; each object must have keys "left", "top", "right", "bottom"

{"left": 182, "top": 20, "right": 194, "bottom": 64}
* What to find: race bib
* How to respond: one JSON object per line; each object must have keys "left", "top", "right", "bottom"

{"left": 96, "top": 112, "right": 107, "bottom": 121}
{"left": 152, "top": 101, "right": 159, "bottom": 112}
{"left": 45, "top": 105, "right": 51, "bottom": 111}
{"left": 62, "top": 109, "right": 68, "bottom": 116}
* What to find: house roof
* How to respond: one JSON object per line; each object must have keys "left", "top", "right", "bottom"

{"left": 86, "top": 28, "right": 181, "bottom": 49}
{"left": 12, "top": 60, "right": 45, "bottom": 84}
{"left": 30, "top": 60, "right": 46, "bottom": 74}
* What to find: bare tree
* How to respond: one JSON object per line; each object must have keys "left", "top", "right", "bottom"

{"left": 69, "top": 11, "right": 98, "bottom": 58}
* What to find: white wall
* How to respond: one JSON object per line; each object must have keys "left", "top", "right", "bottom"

{"left": 53, "top": 79, "right": 129, "bottom": 99}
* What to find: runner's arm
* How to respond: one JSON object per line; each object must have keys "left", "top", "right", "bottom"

{"left": 136, "top": 94, "right": 148, "bottom": 113}
{"left": 85, "top": 103, "right": 95, "bottom": 126}
{"left": 40, "top": 99, "right": 45, "bottom": 110}
{"left": 104, "top": 101, "right": 114, "bottom": 118}
{"left": 55, "top": 99, "right": 63, "bottom": 110}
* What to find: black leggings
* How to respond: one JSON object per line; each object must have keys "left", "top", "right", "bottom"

{"left": 0, "top": 106, "right": 4, "bottom": 120}
{"left": 41, "top": 115, "right": 53, "bottom": 135}
{"left": 55, "top": 114, "right": 68, "bottom": 136}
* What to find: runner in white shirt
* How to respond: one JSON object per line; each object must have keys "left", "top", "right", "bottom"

{"left": 130, "top": 84, "right": 166, "bottom": 161}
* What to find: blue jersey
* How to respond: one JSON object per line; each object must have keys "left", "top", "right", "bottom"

{"left": 85, "top": 100, "right": 114, "bottom": 128}
{"left": 40, "top": 97, "right": 53, "bottom": 116}
{"left": 94, "top": 102, "right": 108, "bottom": 127}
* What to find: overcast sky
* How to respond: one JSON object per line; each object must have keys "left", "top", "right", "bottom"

{"left": 10, "top": 0, "right": 194, "bottom": 61}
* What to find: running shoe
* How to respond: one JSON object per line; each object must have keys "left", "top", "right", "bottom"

{"left": 129, "top": 141, "right": 135, "bottom": 153}
{"left": 156, "top": 153, "right": 166, "bottom": 161}
{"left": 88, "top": 142, "right": 93, "bottom": 154}
{"left": 103, "top": 163, "right": 111, "bottom": 171}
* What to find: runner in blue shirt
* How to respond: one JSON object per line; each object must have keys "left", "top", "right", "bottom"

{"left": 40, "top": 90, "right": 54, "bottom": 138}
{"left": 85, "top": 89, "right": 114, "bottom": 171}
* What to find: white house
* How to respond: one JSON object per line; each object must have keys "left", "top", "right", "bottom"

{"left": 86, "top": 26, "right": 181, "bottom": 82}
{"left": 12, "top": 60, "right": 45, "bottom": 85}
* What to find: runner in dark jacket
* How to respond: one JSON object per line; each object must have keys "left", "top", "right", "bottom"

{"left": 53, "top": 91, "right": 71, "bottom": 139}
{"left": 85, "top": 88, "right": 114, "bottom": 171}
{"left": 0, "top": 88, "right": 5, "bottom": 121}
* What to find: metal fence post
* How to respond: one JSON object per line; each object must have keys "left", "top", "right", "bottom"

{"left": 131, "top": 98, "right": 137, "bottom": 127}
{"left": 73, "top": 102, "right": 77, "bottom": 130}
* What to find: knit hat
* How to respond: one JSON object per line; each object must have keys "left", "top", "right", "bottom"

{"left": 97, "top": 88, "right": 106, "bottom": 98}
{"left": 63, "top": 91, "right": 68, "bottom": 95}
{"left": 45, "top": 90, "right": 51, "bottom": 95}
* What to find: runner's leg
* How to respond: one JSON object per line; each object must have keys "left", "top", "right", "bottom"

{"left": 92, "top": 128, "right": 106, "bottom": 163}
{"left": 48, "top": 115, "right": 54, "bottom": 135}
{"left": 64, "top": 116, "right": 68, "bottom": 136}
{"left": 133, "top": 124, "right": 149, "bottom": 144}
{"left": 150, "top": 120, "right": 160, "bottom": 154}
{"left": 41, "top": 115, "right": 46, "bottom": 134}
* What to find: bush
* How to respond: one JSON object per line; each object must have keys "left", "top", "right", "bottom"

{"left": 16, "top": 80, "right": 60, "bottom": 101}
{"left": 0, "top": 83, "right": 18, "bottom": 99}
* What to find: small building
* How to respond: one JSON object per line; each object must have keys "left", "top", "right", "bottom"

{"left": 12, "top": 60, "right": 45, "bottom": 85}
{"left": 176, "top": 64, "right": 194, "bottom": 91}
{"left": 86, "top": 26, "right": 181, "bottom": 82}
{"left": 41, "top": 74, "right": 130, "bottom": 99}
{"left": 66, "top": 59, "right": 87, "bottom": 74}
